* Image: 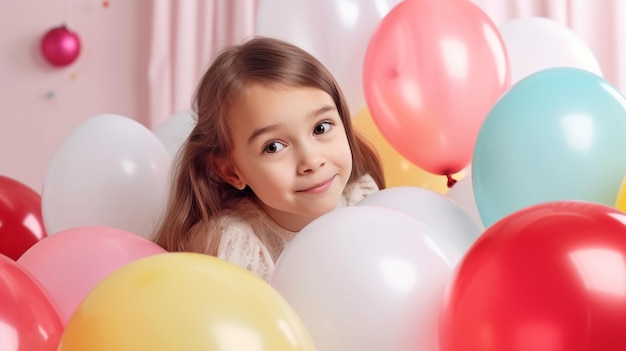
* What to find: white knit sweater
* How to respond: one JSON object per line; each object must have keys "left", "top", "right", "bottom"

{"left": 215, "top": 174, "right": 378, "bottom": 281}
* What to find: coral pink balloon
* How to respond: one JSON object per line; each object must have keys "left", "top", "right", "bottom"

{"left": 17, "top": 226, "right": 166, "bottom": 324}
{"left": 363, "top": 0, "right": 510, "bottom": 175}
{"left": 40, "top": 25, "right": 81, "bottom": 67}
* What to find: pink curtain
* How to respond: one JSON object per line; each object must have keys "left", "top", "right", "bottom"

{"left": 146, "top": 0, "right": 625, "bottom": 128}
{"left": 146, "top": 0, "right": 258, "bottom": 129}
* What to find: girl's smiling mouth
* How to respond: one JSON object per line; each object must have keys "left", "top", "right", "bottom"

{"left": 297, "top": 176, "right": 336, "bottom": 194}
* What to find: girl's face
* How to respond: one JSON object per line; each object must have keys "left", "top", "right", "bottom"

{"left": 224, "top": 84, "right": 353, "bottom": 231}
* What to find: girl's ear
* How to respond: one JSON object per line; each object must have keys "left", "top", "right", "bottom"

{"left": 213, "top": 157, "right": 246, "bottom": 190}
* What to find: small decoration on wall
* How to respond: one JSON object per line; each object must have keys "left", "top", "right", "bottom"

{"left": 46, "top": 90, "right": 56, "bottom": 99}
{"left": 102, "top": 1, "right": 109, "bottom": 8}
{"left": 40, "top": 25, "right": 81, "bottom": 67}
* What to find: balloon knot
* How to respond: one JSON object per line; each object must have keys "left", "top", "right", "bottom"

{"left": 446, "top": 174, "right": 457, "bottom": 188}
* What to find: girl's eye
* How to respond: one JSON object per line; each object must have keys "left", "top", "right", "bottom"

{"left": 314, "top": 121, "right": 332, "bottom": 135}
{"left": 263, "top": 141, "right": 285, "bottom": 154}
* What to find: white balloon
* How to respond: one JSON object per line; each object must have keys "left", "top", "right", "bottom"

{"left": 42, "top": 114, "right": 172, "bottom": 239}
{"left": 153, "top": 109, "right": 196, "bottom": 157}
{"left": 357, "top": 186, "right": 483, "bottom": 253}
{"left": 498, "top": 16, "right": 603, "bottom": 84}
{"left": 256, "top": 0, "right": 402, "bottom": 113}
{"left": 270, "top": 205, "right": 461, "bottom": 351}
{"left": 446, "top": 176, "right": 485, "bottom": 230}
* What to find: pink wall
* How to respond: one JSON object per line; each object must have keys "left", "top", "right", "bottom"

{"left": 0, "top": 1, "right": 151, "bottom": 192}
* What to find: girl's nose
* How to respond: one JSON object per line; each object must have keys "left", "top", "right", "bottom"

{"left": 297, "top": 143, "right": 325, "bottom": 174}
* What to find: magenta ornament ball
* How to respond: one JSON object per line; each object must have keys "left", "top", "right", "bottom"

{"left": 40, "top": 25, "right": 81, "bottom": 67}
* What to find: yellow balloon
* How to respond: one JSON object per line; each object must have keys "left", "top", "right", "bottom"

{"left": 353, "top": 107, "right": 465, "bottom": 194}
{"left": 59, "top": 253, "right": 317, "bottom": 351}
{"left": 615, "top": 174, "right": 626, "bottom": 212}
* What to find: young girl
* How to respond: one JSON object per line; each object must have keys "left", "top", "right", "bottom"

{"left": 153, "top": 36, "right": 385, "bottom": 282}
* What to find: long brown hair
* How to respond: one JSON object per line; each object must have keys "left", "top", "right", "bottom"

{"left": 153, "top": 36, "right": 384, "bottom": 255}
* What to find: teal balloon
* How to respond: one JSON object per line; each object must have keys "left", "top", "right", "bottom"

{"left": 473, "top": 67, "right": 626, "bottom": 227}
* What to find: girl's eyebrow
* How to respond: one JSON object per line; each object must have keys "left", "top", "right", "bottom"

{"left": 310, "top": 105, "right": 337, "bottom": 118}
{"left": 246, "top": 104, "right": 337, "bottom": 145}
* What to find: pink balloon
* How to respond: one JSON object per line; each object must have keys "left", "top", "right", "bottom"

{"left": 17, "top": 226, "right": 166, "bottom": 324}
{"left": 40, "top": 25, "right": 81, "bottom": 67}
{"left": 363, "top": 0, "right": 510, "bottom": 175}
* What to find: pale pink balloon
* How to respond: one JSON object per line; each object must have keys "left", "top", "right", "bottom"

{"left": 17, "top": 226, "right": 166, "bottom": 324}
{"left": 357, "top": 186, "right": 483, "bottom": 252}
{"left": 270, "top": 206, "right": 461, "bottom": 350}
{"left": 363, "top": 0, "right": 510, "bottom": 175}
{"left": 42, "top": 114, "right": 172, "bottom": 239}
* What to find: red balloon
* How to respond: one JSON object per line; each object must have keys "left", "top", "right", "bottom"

{"left": 0, "top": 254, "right": 64, "bottom": 350}
{"left": 439, "top": 201, "right": 626, "bottom": 351}
{"left": 0, "top": 176, "right": 46, "bottom": 260}
{"left": 40, "top": 25, "right": 81, "bottom": 67}
{"left": 363, "top": 0, "right": 510, "bottom": 175}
